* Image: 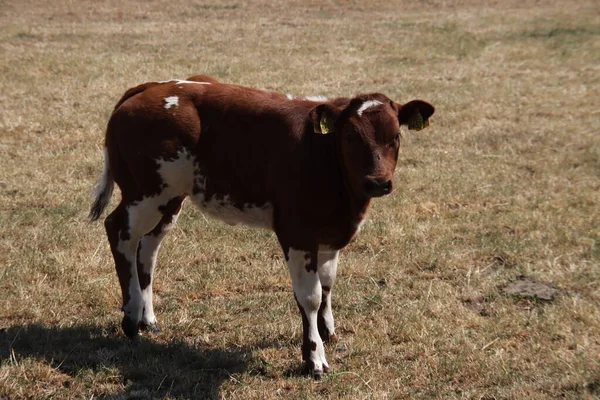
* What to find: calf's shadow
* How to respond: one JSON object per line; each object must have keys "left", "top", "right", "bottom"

{"left": 0, "top": 323, "right": 259, "bottom": 399}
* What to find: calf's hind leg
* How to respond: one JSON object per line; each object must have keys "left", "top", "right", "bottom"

{"left": 136, "top": 197, "right": 184, "bottom": 332}
{"left": 104, "top": 197, "right": 167, "bottom": 339}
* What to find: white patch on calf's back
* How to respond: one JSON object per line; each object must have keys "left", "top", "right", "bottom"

{"left": 286, "top": 94, "right": 328, "bottom": 102}
{"left": 304, "top": 95, "right": 328, "bottom": 102}
{"left": 164, "top": 96, "right": 179, "bottom": 109}
{"left": 158, "top": 79, "right": 212, "bottom": 85}
{"left": 357, "top": 100, "right": 383, "bottom": 116}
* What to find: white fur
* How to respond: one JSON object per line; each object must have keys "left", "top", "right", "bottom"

{"left": 303, "top": 95, "right": 329, "bottom": 102}
{"left": 287, "top": 248, "right": 329, "bottom": 374}
{"left": 90, "top": 147, "right": 113, "bottom": 216}
{"left": 317, "top": 250, "right": 338, "bottom": 337}
{"left": 137, "top": 208, "right": 182, "bottom": 326}
{"left": 163, "top": 96, "right": 179, "bottom": 109}
{"left": 357, "top": 100, "right": 383, "bottom": 116}
{"left": 158, "top": 79, "right": 212, "bottom": 85}
{"left": 356, "top": 217, "right": 367, "bottom": 233}
{"left": 119, "top": 194, "right": 170, "bottom": 320}
{"left": 191, "top": 192, "right": 273, "bottom": 229}
{"left": 116, "top": 152, "right": 195, "bottom": 322}
{"left": 92, "top": 148, "right": 110, "bottom": 199}
{"left": 286, "top": 94, "right": 329, "bottom": 102}
{"left": 155, "top": 150, "right": 195, "bottom": 194}
{"left": 137, "top": 234, "right": 161, "bottom": 325}
{"left": 154, "top": 151, "right": 273, "bottom": 229}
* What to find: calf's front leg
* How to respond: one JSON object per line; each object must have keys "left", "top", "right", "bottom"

{"left": 317, "top": 249, "right": 339, "bottom": 342}
{"left": 286, "top": 248, "right": 329, "bottom": 378}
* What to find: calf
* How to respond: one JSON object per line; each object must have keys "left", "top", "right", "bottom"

{"left": 90, "top": 75, "right": 434, "bottom": 378}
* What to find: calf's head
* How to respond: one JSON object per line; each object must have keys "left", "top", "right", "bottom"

{"left": 311, "top": 94, "right": 435, "bottom": 199}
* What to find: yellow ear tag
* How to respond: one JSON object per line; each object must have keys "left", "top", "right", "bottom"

{"left": 408, "top": 110, "right": 427, "bottom": 131}
{"left": 319, "top": 114, "right": 333, "bottom": 135}
{"left": 313, "top": 120, "right": 322, "bottom": 134}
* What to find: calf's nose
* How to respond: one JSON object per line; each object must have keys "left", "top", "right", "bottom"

{"left": 364, "top": 178, "right": 393, "bottom": 197}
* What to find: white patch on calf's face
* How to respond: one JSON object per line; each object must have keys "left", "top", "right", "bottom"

{"left": 164, "top": 96, "right": 179, "bottom": 109}
{"left": 357, "top": 100, "right": 383, "bottom": 116}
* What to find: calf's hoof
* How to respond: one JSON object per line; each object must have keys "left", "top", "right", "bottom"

{"left": 121, "top": 315, "right": 140, "bottom": 339}
{"left": 313, "top": 369, "right": 323, "bottom": 380}
{"left": 318, "top": 327, "right": 338, "bottom": 343}
{"left": 139, "top": 321, "right": 160, "bottom": 334}
{"left": 305, "top": 361, "right": 329, "bottom": 380}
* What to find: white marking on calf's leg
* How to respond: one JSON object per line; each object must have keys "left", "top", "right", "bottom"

{"left": 118, "top": 195, "right": 172, "bottom": 331}
{"left": 317, "top": 250, "right": 339, "bottom": 342}
{"left": 109, "top": 153, "right": 192, "bottom": 338}
{"left": 134, "top": 151, "right": 195, "bottom": 324}
{"left": 287, "top": 248, "right": 329, "bottom": 376}
{"left": 137, "top": 234, "right": 161, "bottom": 326}
{"left": 137, "top": 205, "right": 182, "bottom": 328}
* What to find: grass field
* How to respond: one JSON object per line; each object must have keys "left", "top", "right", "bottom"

{"left": 1, "top": 0, "right": 599, "bottom": 398}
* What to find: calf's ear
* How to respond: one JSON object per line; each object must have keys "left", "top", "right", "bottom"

{"left": 310, "top": 104, "right": 341, "bottom": 135}
{"left": 398, "top": 100, "right": 435, "bottom": 131}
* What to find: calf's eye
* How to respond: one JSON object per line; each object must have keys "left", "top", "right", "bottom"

{"left": 391, "top": 134, "right": 400, "bottom": 147}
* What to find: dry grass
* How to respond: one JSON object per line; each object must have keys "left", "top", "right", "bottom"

{"left": 1, "top": 0, "right": 599, "bottom": 398}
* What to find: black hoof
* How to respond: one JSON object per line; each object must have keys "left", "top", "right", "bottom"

{"left": 303, "top": 361, "right": 325, "bottom": 380}
{"left": 139, "top": 321, "right": 160, "bottom": 333}
{"left": 121, "top": 315, "right": 139, "bottom": 339}
{"left": 313, "top": 369, "right": 323, "bottom": 380}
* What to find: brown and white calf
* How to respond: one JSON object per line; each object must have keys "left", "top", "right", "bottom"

{"left": 89, "top": 75, "right": 434, "bottom": 378}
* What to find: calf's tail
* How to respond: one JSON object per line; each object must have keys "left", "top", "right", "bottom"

{"left": 89, "top": 147, "right": 114, "bottom": 221}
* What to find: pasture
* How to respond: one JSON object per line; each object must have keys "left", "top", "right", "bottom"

{"left": 1, "top": 0, "right": 599, "bottom": 398}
